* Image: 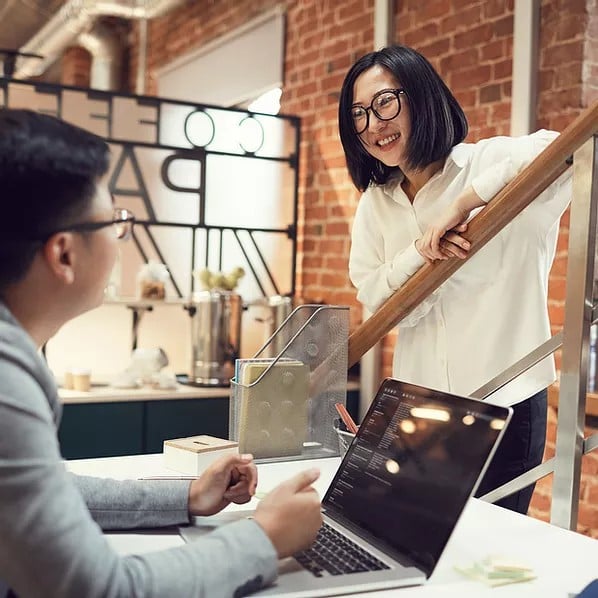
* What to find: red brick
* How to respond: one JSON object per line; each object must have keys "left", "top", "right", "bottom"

{"left": 578, "top": 502, "right": 598, "bottom": 531}
{"left": 493, "top": 58, "right": 512, "bottom": 80}
{"left": 490, "top": 101, "right": 511, "bottom": 122}
{"left": 419, "top": 37, "right": 451, "bottom": 59}
{"left": 548, "top": 277, "right": 567, "bottom": 302}
{"left": 549, "top": 303, "right": 565, "bottom": 327}
{"left": 452, "top": 64, "right": 492, "bottom": 89}
{"left": 581, "top": 452, "right": 598, "bottom": 476}
{"left": 61, "top": 46, "right": 92, "bottom": 87}
{"left": 454, "top": 24, "right": 494, "bottom": 51}
{"left": 440, "top": 48, "right": 480, "bottom": 72}
{"left": 480, "top": 39, "right": 507, "bottom": 62}
{"left": 479, "top": 83, "right": 502, "bottom": 104}
{"left": 493, "top": 15, "right": 514, "bottom": 38}
{"left": 322, "top": 272, "right": 350, "bottom": 288}
{"left": 556, "top": 14, "right": 586, "bottom": 42}
{"left": 483, "top": 0, "right": 513, "bottom": 20}
{"left": 543, "top": 41, "right": 584, "bottom": 67}
{"left": 325, "top": 221, "right": 350, "bottom": 236}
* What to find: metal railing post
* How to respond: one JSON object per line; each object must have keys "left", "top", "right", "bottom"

{"left": 551, "top": 135, "right": 598, "bottom": 529}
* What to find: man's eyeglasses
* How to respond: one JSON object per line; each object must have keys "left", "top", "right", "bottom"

{"left": 67, "top": 208, "right": 135, "bottom": 240}
{"left": 43, "top": 208, "right": 136, "bottom": 241}
{"left": 351, "top": 88, "right": 406, "bottom": 135}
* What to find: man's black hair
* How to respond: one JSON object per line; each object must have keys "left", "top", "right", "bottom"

{"left": 338, "top": 45, "right": 468, "bottom": 191}
{"left": 0, "top": 109, "right": 110, "bottom": 289}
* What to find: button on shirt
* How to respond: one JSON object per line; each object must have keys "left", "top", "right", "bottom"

{"left": 349, "top": 130, "right": 572, "bottom": 407}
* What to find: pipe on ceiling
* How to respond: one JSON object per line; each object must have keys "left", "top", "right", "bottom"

{"left": 15, "top": 0, "right": 184, "bottom": 80}
{"left": 77, "top": 21, "right": 123, "bottom": 91}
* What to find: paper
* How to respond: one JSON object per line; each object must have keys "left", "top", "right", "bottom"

{"left": 455, "top": 555, "right": 536, "bottom": 587}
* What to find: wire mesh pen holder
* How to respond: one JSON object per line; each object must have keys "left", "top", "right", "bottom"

{"left": 230, "top": 305, "right": 349, "bottom": 461}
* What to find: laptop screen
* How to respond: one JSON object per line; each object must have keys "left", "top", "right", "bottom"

{"left": 323, "top": 378, "right": 511, "bottom": 577}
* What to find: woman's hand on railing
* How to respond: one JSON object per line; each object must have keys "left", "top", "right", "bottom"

{"left": 416, "top": 185, "right": 487, "bottom": 261}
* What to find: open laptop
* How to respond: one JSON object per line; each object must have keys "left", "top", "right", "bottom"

{"left": 181, "top": 377, "right": 512, "bottom": 597}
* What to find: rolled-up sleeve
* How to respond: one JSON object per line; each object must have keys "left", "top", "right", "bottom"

{"left": 349, "top": 192, "right": 438, "bottom": 326}
{"left": 470, "top": 130, "right": 571, "bottom": 235}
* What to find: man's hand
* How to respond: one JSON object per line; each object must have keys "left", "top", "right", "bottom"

{"left": 188, "top": 453, "right": 257, "bottom": 517}
{"left": 253, "top": 468, "right": 322, "bottom": 558}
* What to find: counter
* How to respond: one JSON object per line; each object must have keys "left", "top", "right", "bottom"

{"left": 59, "top": 384, "right": 231, "bottom": 404}
{"left": 58, "top": 379, "right": 360, "bottom": 404}
{"left": 57, "top": 380, "right": 361, "bottom": 460}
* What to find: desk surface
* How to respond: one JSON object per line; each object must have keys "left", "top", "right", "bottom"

{"left": 66, "top": 454, "right": 598, "bottom": 597}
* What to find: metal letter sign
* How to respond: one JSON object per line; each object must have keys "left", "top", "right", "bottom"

{"left": 0, "top": 79, "right": 300, "bottom": 300}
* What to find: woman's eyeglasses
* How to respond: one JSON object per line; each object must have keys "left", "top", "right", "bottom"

{"left": 351, "top": 88, "right": 405, "bottom": 135}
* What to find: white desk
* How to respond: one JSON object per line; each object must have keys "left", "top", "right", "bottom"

{"left": 67, "top": 454, "right": 598, "bottom": 597}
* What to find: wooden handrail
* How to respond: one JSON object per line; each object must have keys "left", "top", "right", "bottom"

{"left": 348, "top": 101, "right": 598, "bottom": 368}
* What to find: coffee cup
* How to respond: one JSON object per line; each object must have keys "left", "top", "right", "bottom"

{"left": 71, "top": 369, "right": 92, "bottom": 392}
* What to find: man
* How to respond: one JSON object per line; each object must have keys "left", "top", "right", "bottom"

{"left": 0, "top": 109, "right": 322, "bottom": 597}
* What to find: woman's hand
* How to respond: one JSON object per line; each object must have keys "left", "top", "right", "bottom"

{"left": 416, "top": 212, "right": 470, "bottom": 261}
{"left": 416, "top": 186, "right": 485, "bottom": 261}
{"left": 188, "top": 453, "right": 258, "bottom": 516}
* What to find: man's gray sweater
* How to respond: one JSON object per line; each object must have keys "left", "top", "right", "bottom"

{"left": 0, "top": 303, "right": 277, "bottom": 597}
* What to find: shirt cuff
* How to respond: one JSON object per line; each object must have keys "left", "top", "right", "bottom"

{"left": 386, "top": 241, "right": 426, "bottom": 290}
{"left": 471, "top": 157, "right": 520, "bottom": 203}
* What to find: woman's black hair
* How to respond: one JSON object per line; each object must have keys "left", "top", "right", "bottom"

{"left": 338, "top": 45, "right": 468, "bottom": 191}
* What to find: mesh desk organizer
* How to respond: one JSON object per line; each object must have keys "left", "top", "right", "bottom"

{"left": 230, "top": 305, "right": 349, "bottom": 461}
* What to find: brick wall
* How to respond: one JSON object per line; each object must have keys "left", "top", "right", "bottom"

{"left": 60, "top": 46, "right": 92, "bottom": 87}
{"left": 119, "top": 0, "right": 597, "bottom": 533}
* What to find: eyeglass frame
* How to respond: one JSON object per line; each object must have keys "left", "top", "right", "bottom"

{"left": 36, "top": 207, "right": 136, "bottom": 241}
{"left": 351, "top": 88, "right": 406, "bottom": 135}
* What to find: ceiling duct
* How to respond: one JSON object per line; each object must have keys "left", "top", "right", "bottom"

{"left": 15, "top": 0, "right": 185, "bottom": 80}
{"left": 77, "top": 21, "right": 123, "bottom": 90}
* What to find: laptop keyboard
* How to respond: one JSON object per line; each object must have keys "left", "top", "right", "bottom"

{"left": 294, "top": 522, "right": 390, "bottom": 577}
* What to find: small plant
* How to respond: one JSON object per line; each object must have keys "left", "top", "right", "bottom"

{"left": 193, "top": 266, "right": 245, "bottom": 291}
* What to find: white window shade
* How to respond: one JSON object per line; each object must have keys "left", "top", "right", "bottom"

{"left": 157, "top": 8, "right": 285, "bottom": 106}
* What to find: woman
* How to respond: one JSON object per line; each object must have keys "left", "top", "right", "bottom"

{"left": 339, "top": 45, "right": 571, "bottom": 514}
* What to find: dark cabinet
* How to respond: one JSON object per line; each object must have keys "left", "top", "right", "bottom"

{"left": 58, "top": 389, "right": 359, "bottom": 460}
{"left": 59, "top": 402, "right": 145, "bottom": 460}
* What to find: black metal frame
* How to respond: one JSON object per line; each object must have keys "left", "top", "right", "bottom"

{"left": 0, "top": 78, "right": 301, "bottom": 299}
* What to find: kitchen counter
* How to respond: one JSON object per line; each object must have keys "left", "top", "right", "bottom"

{"left": 58, "top": 384, "right": 231, "bottom": 404}
{"left": 57, "top": 379, "right": 361, "bottom": 460}
{"left": 58, "top": 379, "right": 361, "bottom": 404}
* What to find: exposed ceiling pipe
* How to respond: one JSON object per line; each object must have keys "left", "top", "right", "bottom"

{"left": 136, "top": 17, "right": 148, "bottom": 94}
{"left": 15, "top": 0, "right": 185, "bottom": 79}
{"left": 77, "top": 21, "right": 123, "bottom": 91}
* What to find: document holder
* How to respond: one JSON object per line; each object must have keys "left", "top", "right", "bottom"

{"left": 230, "top": 304, "right": 349, "bottom": 461}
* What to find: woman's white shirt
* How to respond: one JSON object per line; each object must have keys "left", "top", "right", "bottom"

{"left": 349, "top": 130, "right": 572, "bottom": 407}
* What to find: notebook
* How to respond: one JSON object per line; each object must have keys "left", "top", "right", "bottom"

{"left": 182, "top": 377, "right": 512, "bottom": 597}
{"left": 237, "top": 359, "right": 309, "bottom": 459}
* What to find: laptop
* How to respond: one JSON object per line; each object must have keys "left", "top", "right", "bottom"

{"left": 181, "top": 377, "right": 512, "bottom": 597}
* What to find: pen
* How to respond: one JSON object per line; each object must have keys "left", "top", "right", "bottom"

{"left": 334, "top": 403, "right": 359, "bottom": 434}
{"left": 138, "top": 476, "right": 198, "bottom": 480}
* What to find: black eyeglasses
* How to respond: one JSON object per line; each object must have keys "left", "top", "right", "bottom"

{"left": 351, "top": 88, "right": 406, "bottom": 134}
{"left": 38, "top": 208, "right": 136, "bottom": 241}
{"left": 68, "top": 207, "right": 135, "bottom": 240}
